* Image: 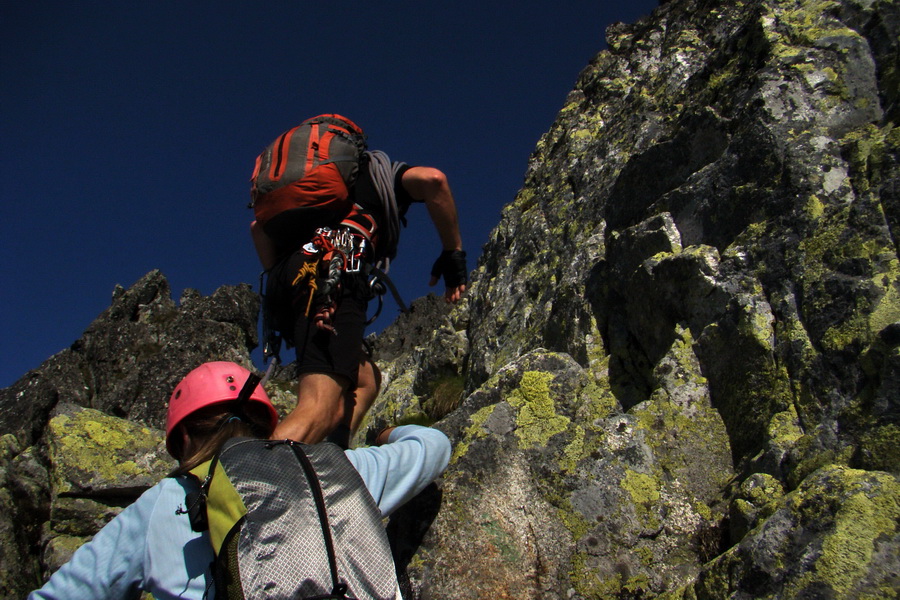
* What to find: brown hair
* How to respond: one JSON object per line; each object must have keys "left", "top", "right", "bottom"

{"left": 169, "top": 401, "right": 274, "bottom": 477}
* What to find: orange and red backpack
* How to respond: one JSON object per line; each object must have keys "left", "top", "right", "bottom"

{"left": 249, "top": 114, "right": 369, "bottom": 247}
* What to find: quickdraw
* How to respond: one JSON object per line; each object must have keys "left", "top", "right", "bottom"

{"left": 308, "top": 227, "right": 370, "bottom": 334}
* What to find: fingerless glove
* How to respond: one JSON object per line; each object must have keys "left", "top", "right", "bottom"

{"left": 430, "top": 249, "right": 468, "bottom": 288}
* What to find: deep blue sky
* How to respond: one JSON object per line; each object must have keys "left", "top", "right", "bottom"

{"left": 1, "top": 2, "right": 658, "bottom": 388}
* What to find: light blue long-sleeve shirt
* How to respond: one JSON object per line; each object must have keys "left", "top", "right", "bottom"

{"left": 29, "top": 425, "right": 451, "bottom": 600}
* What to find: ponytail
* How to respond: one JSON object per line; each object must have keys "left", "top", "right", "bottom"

{"left": 169, "top": 403, "right": 273, "bottom": 477}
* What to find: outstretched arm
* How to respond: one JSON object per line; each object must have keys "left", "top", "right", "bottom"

{"left": 345, "top": 425, "right": 451, "bottom": 516}
{"left": 401, "top": 167, "right": 467, "bottom": 303}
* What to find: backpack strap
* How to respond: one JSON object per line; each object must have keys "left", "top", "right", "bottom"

{"left": 177, "top": 454, "right": 221, "bottom": 533}
{"left": 288, "top": 442, "right": 348, "bottom": 599}
{"left": 258, "top": 269, "right": 282, "bottom": 366}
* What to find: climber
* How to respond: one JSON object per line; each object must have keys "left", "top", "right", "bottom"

{"left": 250, "top": 114, "right": 468, "bottom": 447}
{"left": 28, "top": 361, "right": 451, "bottom": 600}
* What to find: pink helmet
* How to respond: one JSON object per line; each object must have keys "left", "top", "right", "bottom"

{"left": 165, "top": 361, "right": 278, "bottom": 457}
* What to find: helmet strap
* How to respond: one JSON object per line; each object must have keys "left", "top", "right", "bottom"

{"left": 237, "top": 372, "right": 262, "bottom": 405}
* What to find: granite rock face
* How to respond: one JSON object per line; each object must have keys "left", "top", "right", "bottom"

{"left": 2, "top": 0, "right": 899, "bottom": 598}
{"left": 380, "top": 0, "right": 899, "bottom": 597}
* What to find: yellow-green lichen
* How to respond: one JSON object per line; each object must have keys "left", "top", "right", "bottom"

{"left": 622, "top": 470, "right": 661, "bottom": 505}
{"left": 790, "top": 440, "right": 856, "bottom": 488}
{"left": 48, "top": 410, "right": 166, "bottom": 493}
{"left": 554, "top": 493, "right": 593, "bottom": 541}
{"left": 767, "top": 406, "right": 804, "bottom": 447}
{"left": 821, "top": 264, "right": 900, "bottom": 351}
{"left": 557, "top": 379, "right": 617, "bottom": 473}
{"left": 786, "top": 468, "right": 900, "bottom": 597}
{"left": 569, "top": 552, "right": 624, "bottom": 599}
{"left": 623, "top": 572, "right": 652, "bottom": 596}
{"left": 585, "top": 321, "right": 610, "bottom": 377}
{"left": 815, "top": 491, "right": 897, "bottom": 593}
{"left": 635, "top": 544, "right": 655, "bottom": 567}
{"left": 450, "top": 403, "right": 497, "bottom": 464}
{"left": 693, "top": 500, "right": 714, "bottom": 522}
{"left": 868, "top": 258, "right": 900, "bottom": 334}
{"left": 842, "top": 122, "right": 895, "bottom": 194}
{"left": 795, "top": 191, "right": 900, "bottom": 352}
{"left": 578, "top": 377, "right": 620, "bottom": 422}
{"left": 621, "top": 469, "right": 662, "bottom": 529}
{"left": 657, "top": 582, "right": 699, "bottom": 600}
{"left": 735, "top": 294, "right": 776, "bottom": 354}
{"left": 770, "top": 0, "right": 855, "bottom": 49}
{"left": 506, "top": 371, "right": 570, "bottom": 449}
{"left": 560, "top": 428, "right": 586, "bottom": 474}
{"left": 741, "top": 473, "right": 785, "bottom": 507}
{"left": 0, "top": 433, "right": 20, "bottom": 462}
{"left": 857, "top": 423, "right": 900, "bottom": 473}
{"left": 805, "top": 194, "right": 825, "bottom": 219}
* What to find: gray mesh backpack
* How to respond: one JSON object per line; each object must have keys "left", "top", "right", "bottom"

{"left": 185, "top": 437, "right": 400, "bottom": 600}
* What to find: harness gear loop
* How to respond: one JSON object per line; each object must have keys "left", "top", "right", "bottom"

{"left": 284, "top": 224, "right": 410, "bottom": 338}
{"left": 363, "top": 262, "right": 409, "bottom": 313}
{"left": 307, "top": 226, "right": 388, "bottom": 333}
{"left": 308, "top": 227, "right": 366, "bottom": 334}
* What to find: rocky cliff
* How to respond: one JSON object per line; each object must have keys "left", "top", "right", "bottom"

{"left": 2, "top": 0, "right": 898, "bottom": 598}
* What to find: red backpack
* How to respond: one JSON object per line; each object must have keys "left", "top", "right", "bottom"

{"left": 250, "top": 114, "right": 368, "bottom": 246}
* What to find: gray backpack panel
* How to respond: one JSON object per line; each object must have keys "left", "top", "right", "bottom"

{"left": 216, "top": 438, "right": 398, "bottom": 600}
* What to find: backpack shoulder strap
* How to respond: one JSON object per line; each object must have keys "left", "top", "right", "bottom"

{"left": 289, "top": 442, "right": 346, "bottom": 598}
{"left": 190, "top": 444, "right": 249, "bottom": 552}
{"left": 176, "top": 458, "right": 216, "bottom": 533}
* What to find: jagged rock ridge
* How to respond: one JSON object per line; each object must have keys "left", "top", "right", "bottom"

{"left": 2, "top": 0, "right": 898, "bottom": 598}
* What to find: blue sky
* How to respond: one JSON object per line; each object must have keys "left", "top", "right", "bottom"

{"left": 1, "top": 1, "right": 658, "bottom": 388}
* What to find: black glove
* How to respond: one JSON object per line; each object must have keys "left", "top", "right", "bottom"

{"left": 430, "top": 249, "right": 468, "bottom": 288}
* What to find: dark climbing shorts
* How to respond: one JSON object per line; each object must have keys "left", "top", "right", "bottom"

{"left": 267, "top": 249, "right": 369, "bottom": 388}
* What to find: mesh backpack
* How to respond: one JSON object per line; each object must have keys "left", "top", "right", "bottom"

{"left": 185, "top": 437, "right": 400, "bottom": 600}
{"left": 249, "top": 114, "right": 371, "bottom": 248}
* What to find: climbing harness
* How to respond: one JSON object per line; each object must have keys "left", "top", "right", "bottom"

{"left": 303, "top": 226, "right": 408, "bottom": 333}
{"left": 306, "top": 226, "right": 369, "bottom": 334}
